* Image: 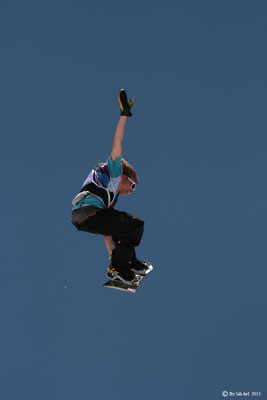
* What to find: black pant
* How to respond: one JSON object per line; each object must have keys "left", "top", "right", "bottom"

{"left": 72, "top": 207, "right": 144, "bottom": 272}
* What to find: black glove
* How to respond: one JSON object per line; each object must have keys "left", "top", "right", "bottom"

{"left": 118, "top": 89, "right": 134, "bottom": 117}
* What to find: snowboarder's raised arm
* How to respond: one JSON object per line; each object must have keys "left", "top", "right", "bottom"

{"left": 111, "top": 89, "right": 134, "bottom": 161}
{"left": 110, "top": 116, "right": 127, "bottom": 161}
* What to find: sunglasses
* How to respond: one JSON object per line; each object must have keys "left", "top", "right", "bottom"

{"left": 126, "top": 176, "right": 136, "bottom": 191}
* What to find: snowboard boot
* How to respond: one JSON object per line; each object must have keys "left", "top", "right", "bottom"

{"left": 130, "top": 258, "right": 151, "bottom": 275}
{"left": 107, "top": 252, "right": 141, "bottom": 285}
{"left": 118, "top": 89, "right": 134, "bottom": 117}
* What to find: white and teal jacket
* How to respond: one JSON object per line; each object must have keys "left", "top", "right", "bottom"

{"left": 72, "top": 156, "right": 122, "bottom": 210}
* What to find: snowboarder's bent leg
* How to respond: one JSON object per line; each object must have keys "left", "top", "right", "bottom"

{"left": 72, "top": 207, "right": 144, "bottom": 272}
{"left": 73, "top": 208, "right": 149, "bottom": 282}
{"left": 111, "top": 213, "right": 144, "bottom": 248}
{"left": 110, "top": 216, "right": 144, "bottom": 271}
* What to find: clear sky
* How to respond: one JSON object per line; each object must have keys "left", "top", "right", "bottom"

{"left": 1, "top": 1, "right": 266, "bottom": 399}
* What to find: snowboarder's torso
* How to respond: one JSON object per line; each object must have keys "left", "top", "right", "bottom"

{"left": 72, "top": 155, "right": 122, "bottom": 210}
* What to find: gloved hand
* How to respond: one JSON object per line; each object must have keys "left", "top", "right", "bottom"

{"left": 118, "top": 89, "right": 134, "bottom": 117}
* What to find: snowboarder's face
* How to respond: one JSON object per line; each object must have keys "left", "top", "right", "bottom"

{"left": 119, "top": 175, "right": 137, "bottom": 195}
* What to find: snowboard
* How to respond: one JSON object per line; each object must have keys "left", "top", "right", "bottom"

{"left": 103, "top": 262, "right": 153, "bottom": 294}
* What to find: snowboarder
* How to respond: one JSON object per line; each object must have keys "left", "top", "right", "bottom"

{"left": 72, "top": 89, "right": 150, "bottom": 285}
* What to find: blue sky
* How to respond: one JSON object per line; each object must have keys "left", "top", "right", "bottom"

{"left": 1, "top": 1, "right": 266, "bottom": 399}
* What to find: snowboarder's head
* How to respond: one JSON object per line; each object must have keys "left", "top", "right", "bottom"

{"left": 119, "top": 159, "right": 139, "bottom": 195}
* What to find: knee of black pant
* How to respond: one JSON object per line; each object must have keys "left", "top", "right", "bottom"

{"left": 138, "top": 218, "right": 144, "bottom": 226}
{"left": 113, "top": 219, "right": 144, "bottom": 248}
{"left": 139, "top": 219, "right": 144, "bottom": 236}
{"left": 133, "top": 219, "right": 144, "bottom": 245}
